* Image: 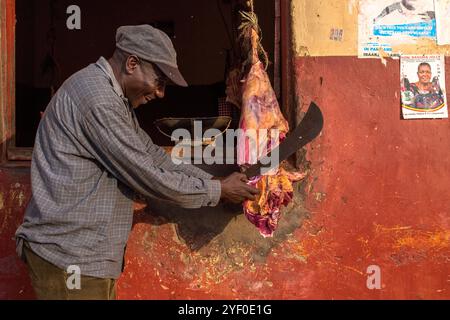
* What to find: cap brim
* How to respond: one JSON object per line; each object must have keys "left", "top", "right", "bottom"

{"left": 155, "top": 63, "right": 188, "bottom": 87}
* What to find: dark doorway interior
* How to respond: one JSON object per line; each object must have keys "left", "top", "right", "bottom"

{"left": 15, "top": 0, "right": 275, "bottom": 147}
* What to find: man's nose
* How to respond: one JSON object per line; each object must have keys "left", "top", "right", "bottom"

{"left": 156, "top": 87, "right": 165, "bottom": 99}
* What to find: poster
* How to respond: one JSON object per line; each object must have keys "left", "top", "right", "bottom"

{"left": 435, "top": 0, "right": 450, "bottom": 45}
{"left": 359, "top": 0, "right": 437, "bottom": 58}
{"left": 401, "top": 54, "right": 448, "bottom": 119}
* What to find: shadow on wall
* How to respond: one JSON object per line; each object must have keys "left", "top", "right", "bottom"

{"left": 132, "top": 162, "right": 310, "bottom": 262}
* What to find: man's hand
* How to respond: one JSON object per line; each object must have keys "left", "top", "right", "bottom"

{"left": 219, "top": 172, "right": 260, "bottom": 204}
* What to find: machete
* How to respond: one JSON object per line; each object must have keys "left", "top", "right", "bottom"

{"left": 243, "top": 102, "right": 324, "bottom": 179}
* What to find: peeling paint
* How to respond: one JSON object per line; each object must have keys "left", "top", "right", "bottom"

{"left": 297, "top": 46, "right": 310, "bottom": 57}
{"left": 342, "top": 265, "right": 364, "bottom": 276}
{"left": 394, "top": 230, "right": 450, "bottom": 251}
{"left": 282, "top": 237, "right": 309, "bottom": 263}
{"left": 363, "top": 224, "right": 450, "bottom": 263}
{"left": 392, "top": 38, "right": 450, "bottom": 56}
{"left": 378, "top": 48, "right": 390, "bottom": 67}
{"left": 314, "top": 192, "right": 326, "bottom": 202}
{"left": 8, "top": 189, "right": 25, "bottom": 208}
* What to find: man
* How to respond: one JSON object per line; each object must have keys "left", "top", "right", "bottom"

{"left": 15, "top": 25, "right": 259, "bottom": 300}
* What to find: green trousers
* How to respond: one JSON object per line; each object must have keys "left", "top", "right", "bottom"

{"left": 23, "top": 243, "right": 116, "bottom": 300}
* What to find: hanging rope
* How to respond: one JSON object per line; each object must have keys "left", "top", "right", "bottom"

{"left": 236, "top": 0, "right": 269, "bottom": 79}
{"left": 238, "top": 10, "right": 269, "bottom": 70}
{"left": 248, "top": 0, "right": 254, "bottom": 12}
{"left": 225, "top": 0, "right": 269, "bottom": 109}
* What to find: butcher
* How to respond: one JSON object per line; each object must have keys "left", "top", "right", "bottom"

{"left": 15, "top": 24, "right": 259, "bottom": 300}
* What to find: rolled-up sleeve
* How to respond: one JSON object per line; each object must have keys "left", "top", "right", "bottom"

{"left": 81, "top": 104, "right": 221, "bottom": 208}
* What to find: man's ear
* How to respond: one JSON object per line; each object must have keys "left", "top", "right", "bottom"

{"left": 125, "top": 55, "right": 139, "bottom": 75}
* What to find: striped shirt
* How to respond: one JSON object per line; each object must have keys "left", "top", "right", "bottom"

{"left": 15, "top": 57, "right": 221, "bottom": 279}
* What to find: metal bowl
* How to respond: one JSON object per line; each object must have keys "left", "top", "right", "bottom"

{"left": 154, "top": 116, "right": 232, "bottom": 146}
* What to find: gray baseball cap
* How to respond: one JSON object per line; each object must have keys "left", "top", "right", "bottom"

{"left": 116, "top": 24, "right": 188, "bottom": 87}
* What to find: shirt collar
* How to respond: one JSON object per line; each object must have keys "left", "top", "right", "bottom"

{"left": 95, "top": 57, "right": 128, "bottom": 103}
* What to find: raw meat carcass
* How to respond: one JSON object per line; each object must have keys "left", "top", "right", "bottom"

{"left": 245, "top": 169, "right": 307, "bottom": 237}
{"left": 229, "top": 28, "right": 306, "bottom": 238}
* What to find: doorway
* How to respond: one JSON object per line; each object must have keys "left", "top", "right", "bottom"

{"left": 14, "top": 0, "right": 277, "bottom": 147}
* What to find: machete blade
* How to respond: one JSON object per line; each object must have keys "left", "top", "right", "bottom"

{"left": 244, "top": 102, "right": 324, "bottom": 179}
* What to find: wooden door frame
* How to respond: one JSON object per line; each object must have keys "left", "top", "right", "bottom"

{"left": 0, "top": 0, "right": 14, "bottom": 163}
{"left": 0, "top": 0, "right": 32, "bottom": 165}
{"left": 280, "top": 0, "right": 296, "bottom": 129}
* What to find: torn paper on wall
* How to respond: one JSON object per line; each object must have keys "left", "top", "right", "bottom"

{"left": 359, "top": 0, "right": 437, "bottom": 58}
{"left": 435, "top": 0, "right": 450, "bottom": 45}
{"left": 401, "top": 54, "right": 448, "bottom": 119}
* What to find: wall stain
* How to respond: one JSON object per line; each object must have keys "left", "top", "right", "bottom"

{"left": 359, "top": 224, "right": 450, "bottom": 266}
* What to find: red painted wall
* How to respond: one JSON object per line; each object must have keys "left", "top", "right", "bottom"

{"left": 293, "top": 56, "right": 450, "bottom": 299}
{"left": 0, "top": 168, "right": 34, "bottom": 299}
{"left": 1, "top": 56, "right": 448, "bottom": 300}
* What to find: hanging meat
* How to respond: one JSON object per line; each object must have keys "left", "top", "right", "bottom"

{"left": 227, "top": 12, "right": 306, "bottom": 238}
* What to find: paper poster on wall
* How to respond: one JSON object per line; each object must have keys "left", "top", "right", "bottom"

{"left": 359, "top": 0, "right": 437, "bottom": 58}
{"left": 401, "top": 54, "right": 448, "bottom": 119}
{"left": 435, "top": 0, "right": 450, "bottom": 45}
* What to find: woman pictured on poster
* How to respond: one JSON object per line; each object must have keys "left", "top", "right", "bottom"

{"left": 402, "top": 62, "right": 445, "bottom": 110}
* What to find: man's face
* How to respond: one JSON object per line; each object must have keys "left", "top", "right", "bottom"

{"left": 418, "top": 65, "right": 432, "bottom": 84}
{"left": 125, "top": 57, "right": 167, "bottom": 108}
